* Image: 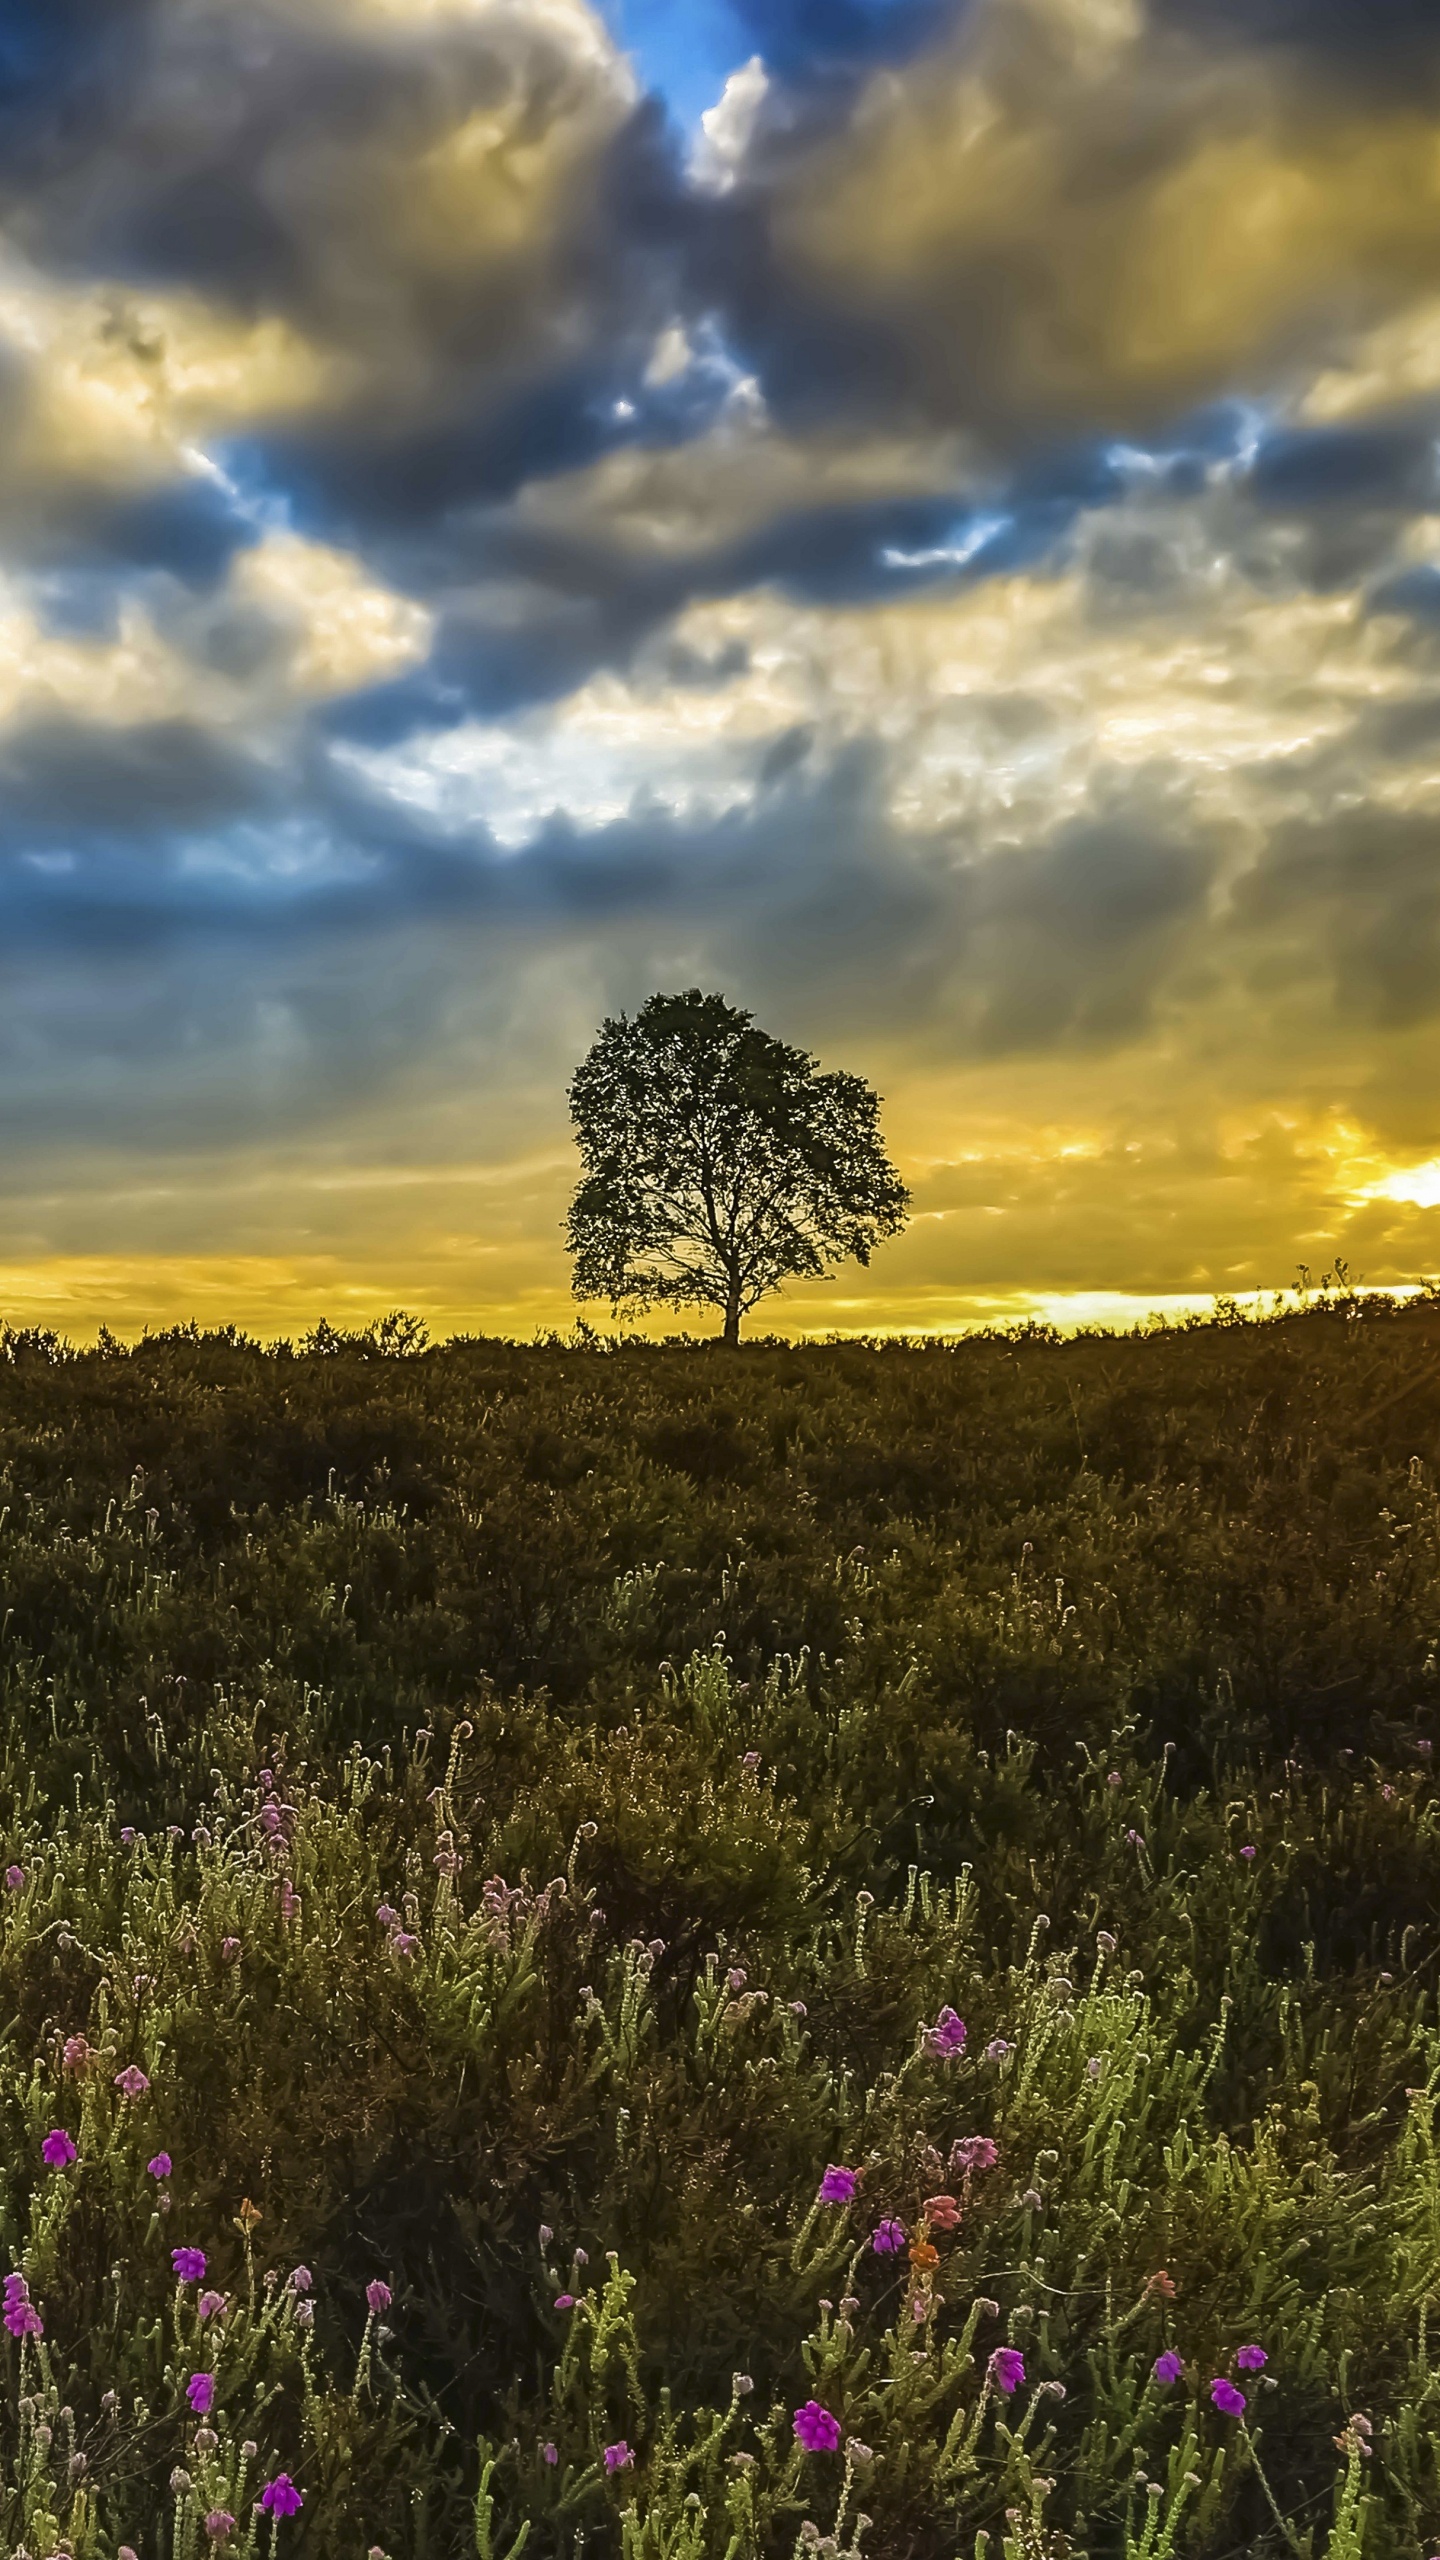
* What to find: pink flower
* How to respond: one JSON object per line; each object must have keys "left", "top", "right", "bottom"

{"left": 220, "top": 1937, "right": 241, "bottom": 1962}
{"left": 553, "top": 2293, "right": 575, "bottom": 2311}
{"left": 289, "top": 2266, "right": 312, "bottom": 2295}
{"left": 4, "top": 2300, "right": 41, "bottom": 2338}
{"left": 871, "top": 2218, "right": 906, "bottom": 2254}
{"left": 366, "top": 2279, "right": 391, "bottom": 2315}
{"left": 204, "top": 2515, "right": 235, "bottom": 2542}
{"left": 923, "top": 2193, "right": 961, "bottom": 2230}
{"left": 603, "top": 2441, "right": 633, "bottom": 2472}
{"left": 62, "top": 2035, "right": 95, "bottom": 2074}
{"left": 113, "top": 2065, "right": 150, "bottom": 2099}
{"left": 198, "top": 2291, "right": 227, "bottom": 2320}
{"left": 925, "top": 2007, "right": 967, "bottom": 2057}
{"left": 147, "top": 2153, "right": 172, "bottom": 2179}
{"left": 41, "top": 2127, "right": 76, "bottom": 2168}
{"left": 1235, "top": 2343, "right": 1268, "bottom": 2372}
{"left": 989, "top": 2348, "right": 1026, "bottom": 2396}
{"left": 259, "top": 2475, "right": 304, "bottom": 2517}
{"left": 952, "top": 2136, "right": 999, "bottom": 2173}
{"left": 542, "top": 2442, "right": 558, "bottom": 2465}
{"left": 792, "top": 2401, "right": 842, "bottom": 2452}
{"left": 187, "top": 2372, "right": 216, "bottom": 2416}
{"left": 4, "top": 1865, "right": 23, "bottom": 1891}
{"left": 818, "top": 2165, "right": 857, "bottom": 2204}
{"left": 172, "top": 2247, "right": 206, "bottom": 2284}
{"left": 1210, "top": 2377, "right": 1246, "bottom": 2416}
{"left": 1239, "top": 1844, "right": 1257, "bottom": 1861}
{"left": 1153, "top": 2352, "right": 1184, "bottom": 2384}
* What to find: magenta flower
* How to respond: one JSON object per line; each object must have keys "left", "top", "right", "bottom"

{"left": 41, "top": 2127, "right": 76, "bottom": 2168}
{"left": 4, "top": 1865, "right": 23, "bottom": 1891}
{"left": 114, "top": 2065, "right": 150, "bottom": 2099}
{"left": 1210, "top": 2377, "right": 1246, "bottom": 2416}
{"left": 289, "top": 2266, "right": 313, "bottom": 2295}
{"left": 818, "top": 2165, "right": 857, "bottom": 2205}
{"left": 553, "top": 2293, "right": 575, "bottom": 2311}
{"left": 989, "top": 2347, "right": 1026, "bottom": 2396}
{"left": 541, "top": 2442, "right": 558, "bottom": 2465}
{"left": 204, "top": 2514, "right": 235, "bottom": 2542}
{"left": 259, "top": 2477, "right": 304, "bottom": 2518}
{"left": 1153, "top": 2352, "right": 1184, "bottom": 2384}
{"left": 871, "top": 2218, "right": 907, "bottom": 2254}
{"left": 366, "top": 2278, "right": 392, "bottom": 2315}
{"left": 4, "top": 2294, "right": 42, "bottom": 2339}
{"left": 198, "top": 2290, "right": 227, "bottom": 2320}
{"left": 792, "top": 2401, "right": 842, "bottom": 2452}
{"left": 1239, "top": 1844, "right": 1257, "bottom": 1861}
{"left": 1235, "top": 2343, "right": 1268, "bottom": 2371}
{"left": 147, "top": 2152, "right": 172, "bottom": 2179}
{"left": 926, "top": 2007, "right": 967, "bottom": 2057}
{"left": 187, "top": 2372, "right": 216, "bottom": 2416}
{"left": 603, "top": 2441, "right": 634, "bottom": 2472}
{"left": 172, "top": 2247, "right": 207, "bottom": 2284}
{"left": 953, "top": 2135, "right": 999, "bottom": 2173}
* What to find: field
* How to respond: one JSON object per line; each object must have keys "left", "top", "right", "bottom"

{"left": 3, "top": 1299, "right": 1440, "bottom": 2558}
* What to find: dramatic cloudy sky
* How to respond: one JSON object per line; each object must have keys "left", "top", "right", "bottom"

{"left": 5, "top": 0, "right": 1440, "bottom": 1336}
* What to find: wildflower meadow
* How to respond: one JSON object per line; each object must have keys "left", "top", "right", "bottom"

{"left": 1, "top": 1295, "right": 1440, "bottom": 2555}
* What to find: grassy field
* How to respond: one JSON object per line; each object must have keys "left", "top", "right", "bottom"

{"left": 2, "top": 1299, "right": 1440, "bottom": 2557}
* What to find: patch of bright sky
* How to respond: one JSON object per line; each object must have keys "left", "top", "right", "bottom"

{"left": 599, "top": 0, "right": 749, "bottom": 128}
{"left": 335, "top": 721, "right": 765, "bottom": 849}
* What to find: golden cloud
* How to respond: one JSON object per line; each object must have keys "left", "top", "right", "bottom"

{"left": 767, "top": 0, "right": 1440, "bottom": 437}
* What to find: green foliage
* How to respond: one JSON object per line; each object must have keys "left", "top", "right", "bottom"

{"left": 0, "top": 1303, "right": 1439, "bottom": 2549}
{"left": 565, "top": 990, "right": 909, "bottom": 1341}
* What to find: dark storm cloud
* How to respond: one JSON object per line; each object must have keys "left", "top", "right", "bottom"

{"left": 1239, "top": 808, "right": 1440, "bottom": 1028}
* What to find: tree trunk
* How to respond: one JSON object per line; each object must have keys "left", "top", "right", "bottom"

{"left": 722, "top": 1282, "right": 742, "bottom": 1347}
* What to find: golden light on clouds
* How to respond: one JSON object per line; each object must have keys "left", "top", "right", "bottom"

{"left": 3, "top": 0, "right": 1440, "bottom": 1338}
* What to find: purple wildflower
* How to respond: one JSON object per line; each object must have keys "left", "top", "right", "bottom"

{"left": 818, "top": 2165, "right": 857, "bottom": 2205}
{"left": 147, "top": 2153, "right": 172, "bottom": 2179}
{"left": 953, "top": 2135, "right": 999, "bottom": 2173}
{"left": 603, "top": 2441, "right": 633, "bottom": 2472}
{"left": 259, "top": 2476, "right": 304, "bottom": 2518}
{"left": 989, "top": 2348, "right": 1026, "bottom": 2396}
{"left": 1236, "top": 2344, "right": 1268, "bottom": 2372}
{"left": 1153, "top": 2352, "right": 1184, "bottom": 2384}
{"left": 4, "top": 2299, "right": 42, "bottom": 2339}
{"left": 198, "top": 2291, "right": 227, "bottom": 2320}
{"left": 187, "top": 2373, "right": 216, "bottom": 2417}
{"left": 541, "top": 2442, "right": 558, "bottom": 2466}
{"left": 1210, "top": 2377, "right": 1246, "bottom": 2416}
{"left": 792, "top": 2401, "right": 842, "bottom": 2452}
{"left": 41, "top": 2127, "right": 76, "bottom": 2168}
{"left": 366, "top": 2278, "right": 392, "bottom": 2315}
{"left": 4, "top": 1865, "right": 23, "bottom": 1891}
{"left": 113, "top": 2065, "right": 150, "bottom": 2099}
{"left": 289, "top": 2266, "right": 313, "bottom": 2295}
{"left": 172, "top": 2247, "right": 206, "bottom": 2284}
{"left": 926, "top": 2007, "right": 967, "bottom": 2056}
{"left": 204, "top": 2515, "right": 235, "bottom": 2542}
{"left": 871, "top": 2218, "right": 907, "bottom": 2254}
{"left": 1239, "top": 1844, "right": 1257, "bottom": 1861}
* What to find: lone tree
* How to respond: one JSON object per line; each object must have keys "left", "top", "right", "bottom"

{"left": 565, "top": 989, "right": 909, "bottom": 1344}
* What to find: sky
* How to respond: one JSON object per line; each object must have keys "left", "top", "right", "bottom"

{"left": 5, "top": 0, "right": 1440, "bottom": 1338}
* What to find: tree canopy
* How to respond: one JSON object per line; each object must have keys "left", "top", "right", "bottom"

{"left": 565, "top": 989, "right": 910, "bottom": 1342}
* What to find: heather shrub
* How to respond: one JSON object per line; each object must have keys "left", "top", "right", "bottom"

{"left": 0, "top": 1305, "right": 1437, "bottom": 2551}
